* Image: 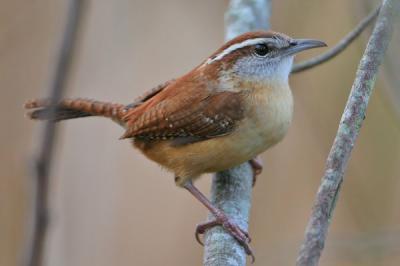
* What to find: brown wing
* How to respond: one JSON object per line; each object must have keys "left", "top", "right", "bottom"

{"left": 120, "top": 80, "right": 245, "bottom": 145}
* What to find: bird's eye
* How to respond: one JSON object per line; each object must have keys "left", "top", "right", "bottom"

{"left": 254, "top": 44, "right": 270, "bottom": 57}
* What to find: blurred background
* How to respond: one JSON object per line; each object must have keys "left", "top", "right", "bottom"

{"left": 1, "top": 0, "right": 400, "bottom": 265}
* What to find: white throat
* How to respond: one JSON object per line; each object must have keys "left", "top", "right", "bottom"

{"left": 234, "top": 56, "right": 294, "bottom": 85}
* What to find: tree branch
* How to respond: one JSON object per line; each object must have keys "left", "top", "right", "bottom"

{"left": 291, "top": 4, "right": 381, "bottom": 74}
{"left": 22, "top": 1, "right": 85, "bottom": 266}
{"left": 203, "top": 1, "right": 271, "bottom": 265}
{"left": 296, "top": 0, "right": 399, "bottom": 265}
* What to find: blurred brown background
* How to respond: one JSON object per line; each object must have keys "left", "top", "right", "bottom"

{"left": 1, "top": 0, "right": 400, "bottom": 265}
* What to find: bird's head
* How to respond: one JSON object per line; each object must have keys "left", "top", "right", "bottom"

{"left": 202, "top": 31, "right": 326, "bottom": 86}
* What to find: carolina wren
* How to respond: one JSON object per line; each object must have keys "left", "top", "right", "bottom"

{"left": 25, "top": 31, "right": 326, "bottom": 259}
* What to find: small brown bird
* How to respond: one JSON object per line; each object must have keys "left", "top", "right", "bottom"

{"left": 25, "top": 31, "right": 325, "bottom": 258}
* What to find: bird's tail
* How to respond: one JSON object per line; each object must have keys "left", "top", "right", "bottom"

{"left": 24, "top": 98, "right": 127, "bottom": 122}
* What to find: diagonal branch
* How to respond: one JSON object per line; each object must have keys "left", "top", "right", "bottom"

{"left": 291, "top": 4, "right": 381, "bottom": 74}
{"left": 296, "top": 0, "right": 399, "bottom": 265}
{"left": 22, "top": 1, "right": 85, "bottom": 266}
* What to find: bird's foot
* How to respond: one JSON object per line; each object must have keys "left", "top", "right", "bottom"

{"left": 195, "top": 214, "right": 254, "bottom": 262}
{"left": 249, "top": 156, "right": 263, "bottom": 186}
{"left": 183, "top": 180, "right": 255, "bottom": 262}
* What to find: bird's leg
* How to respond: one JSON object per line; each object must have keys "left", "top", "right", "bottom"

{"left": 249, "top": 156, "right": 263, "bottom": 186}
{"left": 183, "top": 180, "right": 254, "bottom": 261}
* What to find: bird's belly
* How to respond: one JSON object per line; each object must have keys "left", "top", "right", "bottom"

{"left": 136, "top": 87, "right": 293, "bottom": 184}
{"left": 202, "top": 105, "right": 293, "bottom": 172}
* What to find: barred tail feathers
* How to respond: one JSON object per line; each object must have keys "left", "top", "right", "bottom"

{"left": 24, "top": 98, "right": 127, "bottom": 122}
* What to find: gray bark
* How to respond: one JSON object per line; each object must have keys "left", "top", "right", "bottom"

{"left": 296, "top": 0, "right": 399, "bottom": 265}
{"left": 203, "top": 1, "right": 271, "bottom": 266}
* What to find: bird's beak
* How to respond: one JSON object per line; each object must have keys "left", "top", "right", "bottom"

{"left": 283, "top": 39, "right": 327, "bottom": 56}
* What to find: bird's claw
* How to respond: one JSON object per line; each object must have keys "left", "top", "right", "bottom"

{"left": 249, "top": 156, "right": 263, "bottom": 186}
{"left": 194, "top": 217, "right": 255, "bottom": 263}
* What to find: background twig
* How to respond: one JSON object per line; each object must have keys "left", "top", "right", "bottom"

{"left": 203, "top": 1, "right": 271, "bottom": 266}
{"left": 22, "top": 1, "right": 85, "bottom": 266}
{"left": 296, "top": 0, "right": 399, "bottom": 265}
{"left": 291, "top": 4, "right": 380, "bottom": 74}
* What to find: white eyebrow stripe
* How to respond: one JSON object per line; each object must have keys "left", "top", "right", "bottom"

{"left": 206, "top": 38, "right": 272, "bottom": 64}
